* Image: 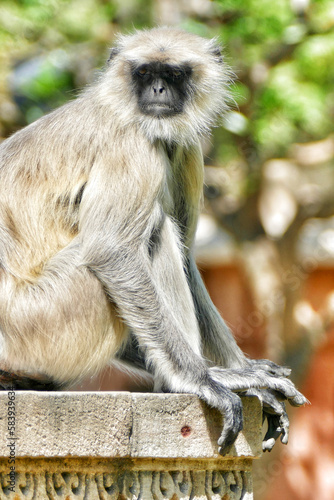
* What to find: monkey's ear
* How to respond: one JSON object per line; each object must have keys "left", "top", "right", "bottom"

{"left": 107, "top": 47, "right": 120, "bottom": 64}
{"left": 211, "top": 46, "right": 224, "bottom": 63}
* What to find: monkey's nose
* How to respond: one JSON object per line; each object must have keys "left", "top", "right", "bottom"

{"left": 153, "top": 86, "right": 165, "bottom": 94}
{"left": 152, "top": 79, "right": 166, "bottom": 95}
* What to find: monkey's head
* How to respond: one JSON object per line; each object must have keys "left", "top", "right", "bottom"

{"left": 101, "top": 27, "right": 231, "bottom": 145}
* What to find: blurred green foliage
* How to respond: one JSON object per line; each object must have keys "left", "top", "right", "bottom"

{"left": 0, "top": 0, "right": 333, "bottom": 172}
{"left": 212, "top": 0, "right": 334, "bottom": 165}
{"left": 0, "top": 0, "right": 152, "bottom": 131}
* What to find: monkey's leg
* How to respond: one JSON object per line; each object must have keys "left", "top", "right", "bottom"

{"left": 0, "top": 244, "right": 126, "bottom": 388}
{"left": 0, "top": 369, "right": 62, "bottom": 391}
{"left": 185, "top": 255, "right": 247, "bottom": 367}
{"left": 184, "top": 255, "right": 307, "bottom": 449}
{"left": 184, "top": 255, "right": 304, "bottom": 390}
{"left": 115, "top": 332, "right": 147, "bottom": 371}
{"left": 149, "top": 222, "right": 305, "bottom": 407}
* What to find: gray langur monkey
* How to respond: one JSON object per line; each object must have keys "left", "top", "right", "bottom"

{"left": 0, "top": 27, "right": 306, "bottom": 454}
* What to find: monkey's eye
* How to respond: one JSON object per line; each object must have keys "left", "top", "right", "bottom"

{"left": 167, "top": 69, "right": 183, "bottom": 80}
{"left": 137, "top": 67, "right": 148, "bottom": 77}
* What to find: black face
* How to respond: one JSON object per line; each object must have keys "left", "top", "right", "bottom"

{"left": 132, "top": 62, "right": 192, "bottom": 117}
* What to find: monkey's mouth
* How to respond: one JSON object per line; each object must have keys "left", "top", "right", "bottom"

{"left": 143, "top": 104, "right": 180, "bottom": 117}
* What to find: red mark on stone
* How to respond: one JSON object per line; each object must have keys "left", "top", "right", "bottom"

{"left": 181, "top": 425, "right": 192, "bottom": 437}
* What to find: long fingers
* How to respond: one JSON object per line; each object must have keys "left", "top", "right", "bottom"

{"left": 262, "top": 374, "right": 308, "bottom": 407}
{"left": 249, "top": 358, "right": 291, "bottom": 378}
{"left": 245, "top": 388, "right": 284, "bottom": 415}
{"left": 243, "top": 389, "right": 290, "bottom": 451}
{"left": 217, "top": 391, "right": 243, "bottom": 456}
{"left": 209, "top": 366, "right": 308, "bottom": 407}
{"left": 260, "top": 375, "right": 309, "bottom": 407}
{"left": 262, "top": 407, "right": 290, "bottom": 452}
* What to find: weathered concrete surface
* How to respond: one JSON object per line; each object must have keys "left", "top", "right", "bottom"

{"left": 0, "top": 392, "right": 133, "bottom": 458}
{"left": 131, "top": 393, "right": 262, "bottom": 459}
{"left": 0, "top": 392, "right": 262, "bottom": 499}
{"left": 0, "top": 392, "right": 262, "bottom": 459}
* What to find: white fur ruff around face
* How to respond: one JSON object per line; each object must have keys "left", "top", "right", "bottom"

{"left": 97, "top": 27, "right": 232, "bottom": 146}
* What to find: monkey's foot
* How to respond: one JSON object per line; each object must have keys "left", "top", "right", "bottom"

{"left": 244, "top": 388, "right": 290, "bottom": 451}
{"left": 0, "top": 369, "right": 61, "bottom": 391}
{"left": 248, "top": 358, "right": 291, "bottom": 378}
{"left": 243, "top": 387, "right": 309, "bottom": 451}
{"left": 208, "top": 366, "right": 307, "bottom": 407}
{"left": 207, "top": 365, "right": 308, "bottom": 452}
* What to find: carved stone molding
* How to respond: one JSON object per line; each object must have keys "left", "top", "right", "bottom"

{"left": 0, "top": 467, "right": 253, "bottom": 499}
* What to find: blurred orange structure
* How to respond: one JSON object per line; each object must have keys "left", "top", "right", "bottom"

{"left": 77, "top": 262, "right": 334, "bottom": 500}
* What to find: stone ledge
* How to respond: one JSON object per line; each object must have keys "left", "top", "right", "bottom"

{"left": 0, "top": 392, "right": 262, "bottom": 459}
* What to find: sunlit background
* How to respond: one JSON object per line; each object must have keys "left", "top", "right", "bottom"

{"left": 0, "top": 1, "right": 333, "bottom": 498}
